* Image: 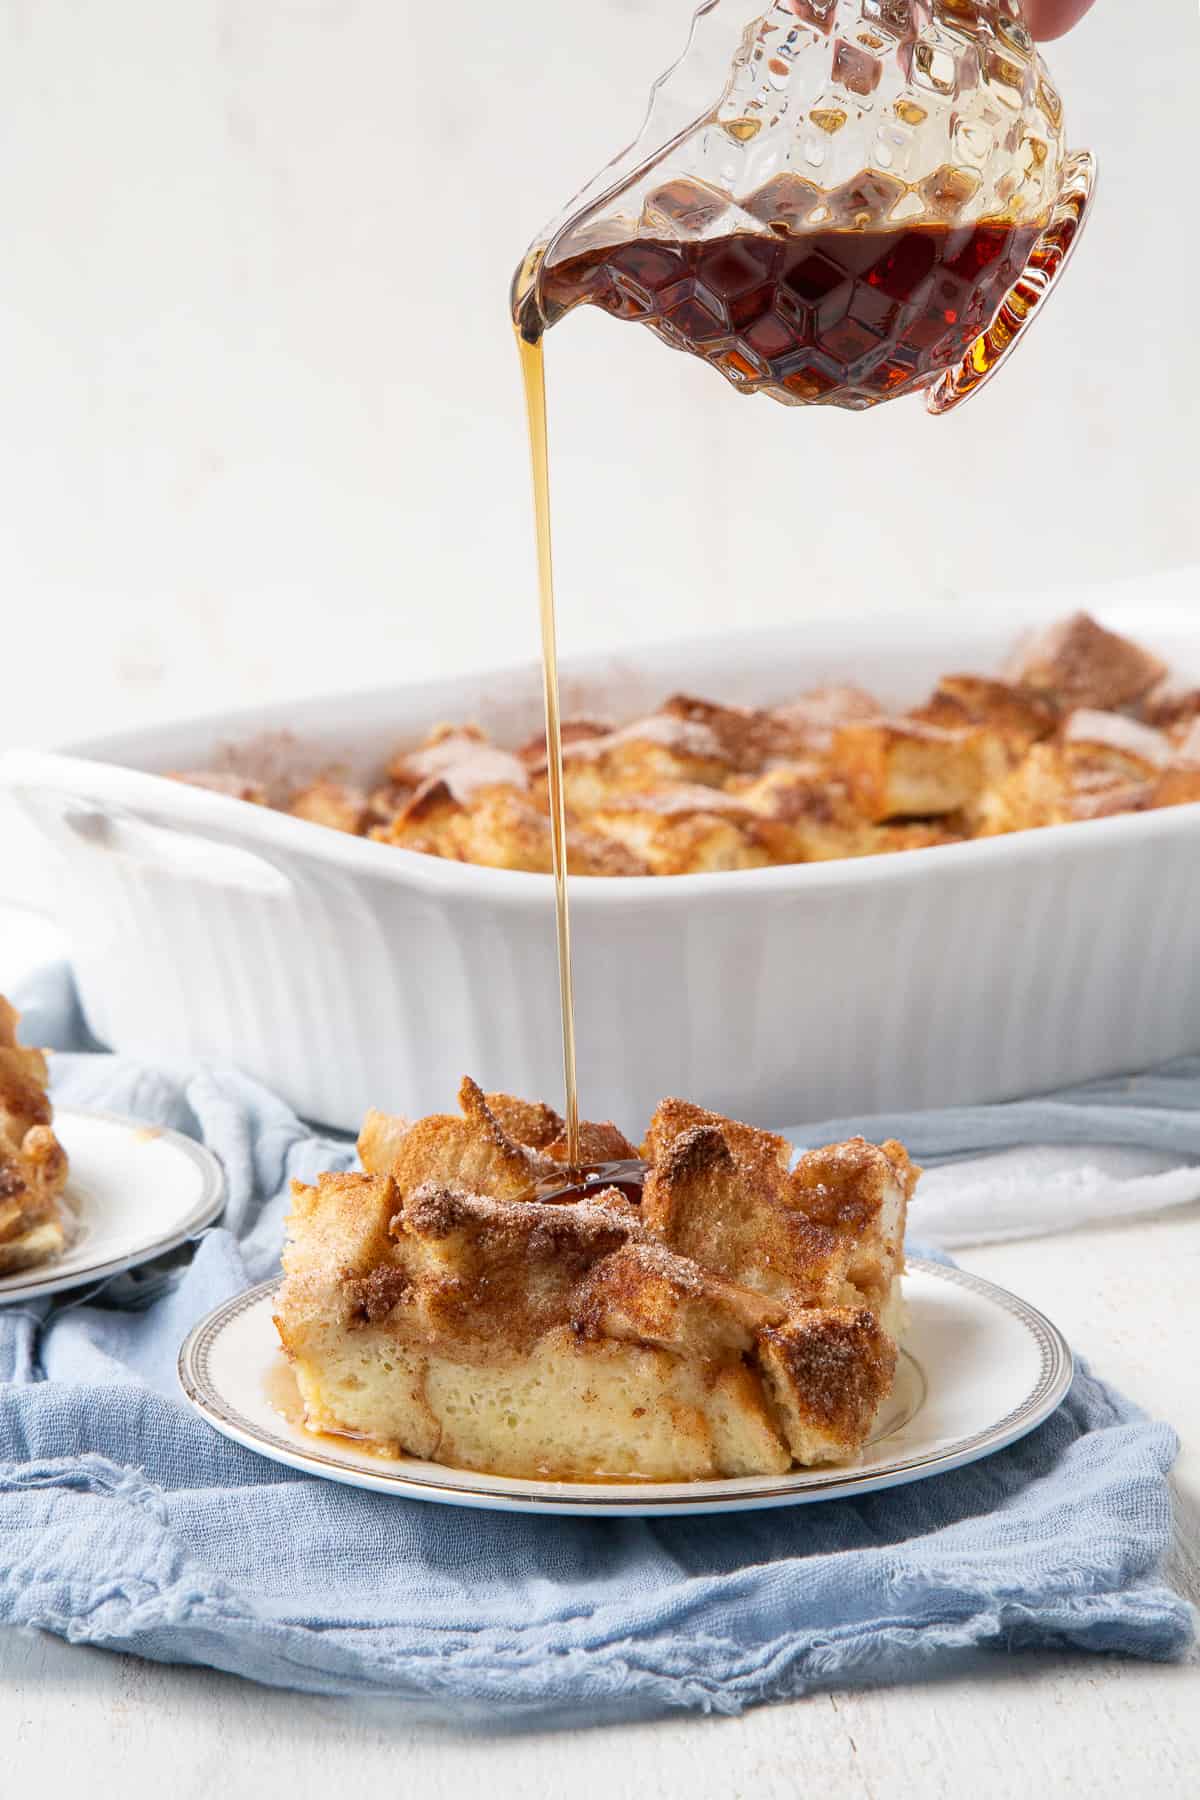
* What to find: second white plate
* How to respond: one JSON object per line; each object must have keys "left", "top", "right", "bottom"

{"left": 178, "top": 1259, "right": 1073, "bottom": 1516}
{"left": 0, "top": 1108, "right": 226, "bottom": 1303}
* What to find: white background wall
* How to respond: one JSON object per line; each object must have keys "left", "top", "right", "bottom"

{"left": 0, "top": 0, "right": 1196, "bottom": 754}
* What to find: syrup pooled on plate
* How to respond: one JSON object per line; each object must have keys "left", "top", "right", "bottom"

{"left": 520, "top": 221, "right": 1044, "bottom": 409}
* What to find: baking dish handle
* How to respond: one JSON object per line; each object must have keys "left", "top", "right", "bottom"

{"left": 55, "top": 802, "right": 294, "bottom": 899}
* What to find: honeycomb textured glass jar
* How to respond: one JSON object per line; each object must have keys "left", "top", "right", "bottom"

{"left": 517, "top": 1, "right": 1083, "bottom": 411}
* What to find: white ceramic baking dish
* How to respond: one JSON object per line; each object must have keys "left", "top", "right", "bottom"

{"left": 2, "top": 602, "right": 1198, "bottom": 1133}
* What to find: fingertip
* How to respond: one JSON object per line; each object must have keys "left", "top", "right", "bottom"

{"left": 1022, "top": 0, "right": 1097, "bottom": 42}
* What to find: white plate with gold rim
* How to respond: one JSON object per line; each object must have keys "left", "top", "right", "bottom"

{"left": 0, "top": 1108, "right": 226, "bottom": 1304}
{"left": 177, "top": 1259, "right": 1073, "bottom": 1517}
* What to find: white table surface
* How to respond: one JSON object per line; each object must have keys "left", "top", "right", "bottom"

{"left": 1, "top": 908, "right": 1196, "bottom": 1797}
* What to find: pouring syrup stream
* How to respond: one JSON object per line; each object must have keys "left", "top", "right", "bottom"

{"left": 515, "top": 295, "right": 580, "bottom": 1169}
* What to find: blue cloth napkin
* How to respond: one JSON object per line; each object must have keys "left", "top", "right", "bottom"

{"left": 0, "top": 964, "right": 1193, "bottom": 1721}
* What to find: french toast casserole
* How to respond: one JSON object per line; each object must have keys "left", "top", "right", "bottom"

{"left": 0, "top": 997, "right": 70, "bottom": 1275}
{"left": 273, "top": 1082, "right": 918, "bottom": 1482}
{"left": 175, "top": 612, "right": 1200, "bottom": 878}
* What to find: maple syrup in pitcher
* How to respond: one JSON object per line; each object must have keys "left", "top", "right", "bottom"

{"left": 519, "top": 219, "right": 1043, "bottom": 406}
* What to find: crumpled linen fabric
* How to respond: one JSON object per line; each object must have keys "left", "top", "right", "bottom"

{"left": 0, "top": 964, "right": 1192, "bottom": 1721}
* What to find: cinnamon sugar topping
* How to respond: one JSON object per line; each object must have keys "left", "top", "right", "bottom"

{"left": 175, "top": 613, "right": 1184, "bottom": 875}
{"left": 274, "top": 1081, "right": 919, "bottom": 1479}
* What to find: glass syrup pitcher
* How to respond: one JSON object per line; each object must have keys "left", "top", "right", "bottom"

{"left": 513, "top": 0, "right": 1096, "bottom": 413}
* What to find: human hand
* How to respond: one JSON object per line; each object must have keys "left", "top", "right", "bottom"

{"left": 1022, "top": 0, "right": 1097, "bottom": 40}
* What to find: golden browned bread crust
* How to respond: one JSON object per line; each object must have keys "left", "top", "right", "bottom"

{"left": 572, "top": 1240, "right": 784, "bottom": 1358}
{"left": 641, "top": 1123, "right": 852, "bottom": 1309}
{"left": 517, "top": 718, "right": 615, "bottom": 771}
{"left": 177, "top": 613, "right": 1188, "bottom": 875}
{"left": 729, "top": 764, "right": 881, "bottom": 862}
{"left": 832, "top": 718, "right": 986, "bottom": 823}
{"left": 789, "top": 1138, "right": 917, "bottom": 1312}
{"left": 371, "top": 779, "right": 557, "bottom": 873}
{"left": 1152, "top": 720, "right": 1200, "bottom": 810}
{"left": 274, "top": 1082, "right": 916, "bottom": 1480}
{"left": 1062, "top": 710, "right": 1171, "bottom": 782}
{"left": 770, "top": 685, "right": 882, "bottom": 754}
{"left": 1140, "top": 678, "right": 1200, "bottom": 732}
{"left": 757, "top": 1308, "right": 898, "bottom": 1466}
{"left": 386, "top": 725, "right": 530, "bottom": 804}
{"left": 0, "top": 998, "right": 70, "bottom": 1274}
{"left": 1009, "top": 612, "right": 1166, "bottom": 712}
{"left": 288, "top": 779, "right": 376, "bottom": 835}
{"left": 658, "top": 693, "right": 807, "bottom": 771}
{"left": 483, "top": 1092, "right": 565, "bottom": 1151}
{"left": 976, "top": 705, "right": 1185, "bottom": 832}
{"left": 585, "top": 790, "right": 771, "bottom": 874}
{"left": 379, "top": 1077, "right": 558, "bottom": 1201}
{"left": 913, "top": 674, "right": 1059, "bottom": 750}
{"left": 642, "top": 1095, "right": 792, "bottom": 1185}
{"left": 543, "top": 1120, "right": 640, "bottom": 1164}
